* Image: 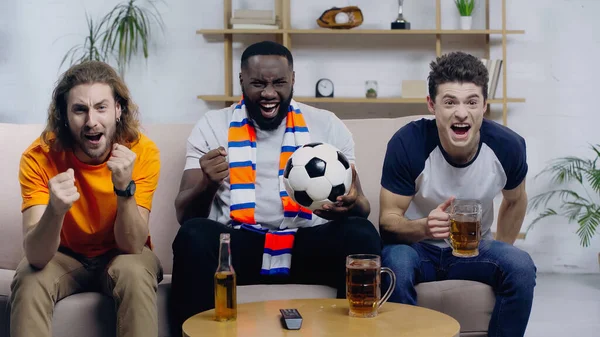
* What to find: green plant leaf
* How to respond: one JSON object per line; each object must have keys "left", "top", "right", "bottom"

{"left": 563, "top": 201, "right": 590, "bottom": 222}
{"left": 575, "top": 205, "right": 600, "bottom": 247}
{"left": 455, "top": 0, "right": 475, "bottom": 16}
{"left": 60, "top": 12, "right": 109, "bottom": 70}
{"left": 527, "top": 208, "right": 558, "bottom": 230}
{"left": 100, "top": 0, "right": 164, "bottom": 76}
{"left": 535, "top": 156, "right": 590, "bottom": 185}
{"left": 528, "top": 143, "right": 600, "bottom": 247}
{"left": 527, "top": 189, "right": 585, "bottom": 212}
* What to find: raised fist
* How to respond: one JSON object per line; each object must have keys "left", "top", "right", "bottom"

{"left": 48, "top": 168, "right": 80, "bottom": 214}
{"left": 107, "top": 143, "right": 136, "bottom": 190}
{"left": 200, "top": 146, "right": 229, "bottom": 185}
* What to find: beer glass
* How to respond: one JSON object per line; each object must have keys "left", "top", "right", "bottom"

{"left": 345, "top": 254, "right": 396, "bottom": 318}
{"left": 449, "top": 199, "right": 482, "bottom": 257}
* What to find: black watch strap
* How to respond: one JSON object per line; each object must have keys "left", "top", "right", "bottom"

{"left": 114, "top": 180, "right": 136, "bottom": 197}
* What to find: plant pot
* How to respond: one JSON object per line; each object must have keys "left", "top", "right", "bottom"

{"left": 460, "top": 16, "right": 472, "bottom": 30}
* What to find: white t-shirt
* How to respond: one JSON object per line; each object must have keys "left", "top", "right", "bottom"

{"left": 185, "top": 100, "right": 356, "bottom": 230}
{"left": 381, "top": 118, "right": 528, "bottom": 247}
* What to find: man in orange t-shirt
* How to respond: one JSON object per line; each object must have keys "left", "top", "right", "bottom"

{"left": 9, "top": 61, "right": 163, "bottom": 337}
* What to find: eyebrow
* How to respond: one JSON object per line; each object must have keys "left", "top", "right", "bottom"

{"left": 250, "top": 77, "right": 286, "bottom": 82}
{"left": 71, "top": 103, "right": 88, "bottom": 111}
{"left": 70, "top": 99, "right": 110, "bottom": 110}
{"left": 441, "top": 94, "right": 480, "bottom": 100}
{"left": 94, "top": 99, "right": 110, "bottom": 106}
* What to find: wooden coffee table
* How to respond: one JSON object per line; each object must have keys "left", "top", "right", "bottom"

{"left": 182, "top": 298, "right": 460, "bottom": 337}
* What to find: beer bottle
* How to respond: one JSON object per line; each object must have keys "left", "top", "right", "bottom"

{"left": 214, "top": 233, "right": 237, "bottom": 321}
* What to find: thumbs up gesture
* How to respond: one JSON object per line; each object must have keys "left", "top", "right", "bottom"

{"left": 426, "top": 196, "right": 455, "bottom": 239}
{"left": 48, "top": 168, "right": 80, "bottom": 215}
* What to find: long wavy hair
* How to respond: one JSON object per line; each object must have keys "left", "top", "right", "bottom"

{"left": 41, "top": 61, "right": 140, "bottom": 151}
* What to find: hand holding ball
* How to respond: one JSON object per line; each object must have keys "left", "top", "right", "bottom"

{"left": 283, "top": 142, "right": 353, "bottom": 212}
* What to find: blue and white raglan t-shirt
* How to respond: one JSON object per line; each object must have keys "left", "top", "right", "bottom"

{"left": 381, "top": 118, "right": 527, "bottom": 247}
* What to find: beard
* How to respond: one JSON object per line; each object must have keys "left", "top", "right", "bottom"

{"left": 243, "top": 88, "right": 293, "bottom": 131}
{"left": 73, "top": 125, "right": 117, "bottom": 163}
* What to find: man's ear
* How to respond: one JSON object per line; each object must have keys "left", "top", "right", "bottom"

{"left": 426, "top": 96, "right": 436, "bottom": 115}
{"left": 239, "top": 72, "right": 243, "bottom": 87}
{"left": 116, "top": 102, "right": 122, "bottom": 120}
{"left": 292, "top": 71, "right": 295, "bottom": 86}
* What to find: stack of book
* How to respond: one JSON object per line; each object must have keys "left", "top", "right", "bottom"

{"left": 230, "top": 9, "right": 279, "bottom": 29}
{"left": 481, "top": 58, "right": 503, "bottom": 99}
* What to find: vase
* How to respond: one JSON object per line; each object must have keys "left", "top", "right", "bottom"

{"left": 460, "top": 16, "right": 472, "bottom": 30}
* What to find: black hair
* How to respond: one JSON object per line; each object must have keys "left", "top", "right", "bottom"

{"left": 241, "top": 41, "right": 294, "bottom": 70}
{"left": 428, "top": 51, "right": 489, "bottom": 101}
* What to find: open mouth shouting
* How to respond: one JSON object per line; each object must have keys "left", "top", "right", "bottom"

{"left": 260, "top": 101, "right": 279, "bottom": 119}
{"left": 450, "top": 123, "right": 471, "bottom": 140}
{"left": 84, "top": 132, "right": 104, "bottom": 146}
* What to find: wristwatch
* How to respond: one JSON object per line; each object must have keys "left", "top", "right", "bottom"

{"left": 114, "top": 180, "right": 136, "bottom": 197}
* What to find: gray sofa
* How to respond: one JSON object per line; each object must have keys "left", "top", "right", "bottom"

{"left": 0, "top": 117, "right": 494, "bottom": 337}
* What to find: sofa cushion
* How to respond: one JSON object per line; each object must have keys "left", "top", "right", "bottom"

{"left": 416, "top": 280, "right": 495, "bottom": 333}
{"left": 0, "top": 269, "right": 14, "bottom": 297}
{"left": 0, "top": 269, "right": 14, "bottom": 337}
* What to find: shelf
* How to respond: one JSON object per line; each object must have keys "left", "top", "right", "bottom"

{"left": 197, "top": 95, "right": 526, "bottom": 104}
{"left": 196, "top": 29, "right": 525, "bottom": 35}
{"left": 286, "top": 29, "right": 525, "bottom": 35}
{"left": 200, "top": 0, "right": 522, "bottom": 125}
{"left": 196, "top": 29, "right": 284, "bottom": 35}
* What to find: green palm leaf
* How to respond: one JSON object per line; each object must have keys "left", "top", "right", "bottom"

{"left": 528, "top": 144, "right": 600, "bottom": 247}
{"left": 535, "top": 156, "right": 589, "bottom": 185}
{"left": 528, "top": 208, "right": 558, "bottom": 229}
{"left": 528, "top": 189, "right": 584, "bottom": 211}
{"left": 575, "top": 205, "right": 600, "bottom": 247}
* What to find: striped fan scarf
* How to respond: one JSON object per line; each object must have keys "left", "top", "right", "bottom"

{"left": 228, "top": 98, "right": 313, "bottom": 276}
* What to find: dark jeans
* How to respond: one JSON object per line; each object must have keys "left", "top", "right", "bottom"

{"left": 381, "top": 240, "right": 537, "bottom": 337}
{"left": 170, "top": 216, "right": 382, "bottom": 334}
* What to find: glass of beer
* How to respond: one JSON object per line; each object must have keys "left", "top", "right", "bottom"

{"left": 449, "top": 199, "right": 482, "bottom": 257}
{"left": 346, "top": 254, "right": 396, "bottom": 318}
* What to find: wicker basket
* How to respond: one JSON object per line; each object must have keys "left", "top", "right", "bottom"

{"left": 317, "top": 6, "right": 364, "bottom": 29}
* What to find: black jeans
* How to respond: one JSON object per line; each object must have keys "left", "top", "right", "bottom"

{"left": 169, "top": 216, "right": 382, "bottom": 333}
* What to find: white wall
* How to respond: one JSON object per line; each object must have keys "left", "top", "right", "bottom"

{"left": 1, "top": 0, "right": 599, "bottom": 273}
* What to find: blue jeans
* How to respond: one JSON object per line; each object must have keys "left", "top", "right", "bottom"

{"left": 382, "top": 240, "right": 536, "bottom": 337}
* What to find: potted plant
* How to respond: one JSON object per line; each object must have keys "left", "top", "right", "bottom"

{"left": 60, "top": 14, "right": 109, "bottom": 69}
{"left": 455, "top": 0, "right": 475, "bottom": 30}
{"left": 100, "top": 0, "right": 165, "bottom": 76}
{"left": 527, "top": 144, "right": 600, "bottom": 264}
{"left": 60, "top": 0, "right": 164, "bottom": 77}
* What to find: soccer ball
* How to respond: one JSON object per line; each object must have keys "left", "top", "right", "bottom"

{"left": 283, "top": 142, "right": 353, "bottom": 212}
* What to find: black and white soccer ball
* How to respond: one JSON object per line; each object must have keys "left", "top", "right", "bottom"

{"left": 283, "top": 142, "right": 353, "bottom": 212}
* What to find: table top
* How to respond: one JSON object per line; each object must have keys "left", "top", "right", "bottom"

{"left": 182, "top": 298, "right": 460, "bottom": 337}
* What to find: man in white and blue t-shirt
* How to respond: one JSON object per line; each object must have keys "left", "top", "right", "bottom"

{"left": 379, "top": 51, "right": 536, "bottom": 337}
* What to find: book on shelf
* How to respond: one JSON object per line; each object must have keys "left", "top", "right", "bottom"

{"left": 231, "top": 24, "right": 280, "bottom": 29}
{"left": 230, "top": 9, "right": 279, "bottom": 29}
{"left": 481, "top": 58, "right": 503, "bottom": 99}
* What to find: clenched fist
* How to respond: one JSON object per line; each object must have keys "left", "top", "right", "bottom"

{"left": 107, "top": 143, "right": 136, "bottom": 190}
{"left": 48, "top": 168, "right": 80, "bottom": 214}
{"left": 426, "top": 196, "right": 455, "bottom": 239}
{"left": 200, "top": 147, "right": 228, "bottom": 185}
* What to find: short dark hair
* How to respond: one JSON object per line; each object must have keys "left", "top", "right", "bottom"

{"left": 241, "top": 41, "right": 293, "bottom": 70}
{"left": 427, "top": 51, "right": 488, "bottom": 101}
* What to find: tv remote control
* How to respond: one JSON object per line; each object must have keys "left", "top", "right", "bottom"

{"left": 279, "top": 308, "right": 303, "bottom": 330}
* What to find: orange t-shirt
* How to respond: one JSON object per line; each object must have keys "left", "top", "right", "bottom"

{"left": 19, "top": 133, "right": 160, "bottom": 258}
